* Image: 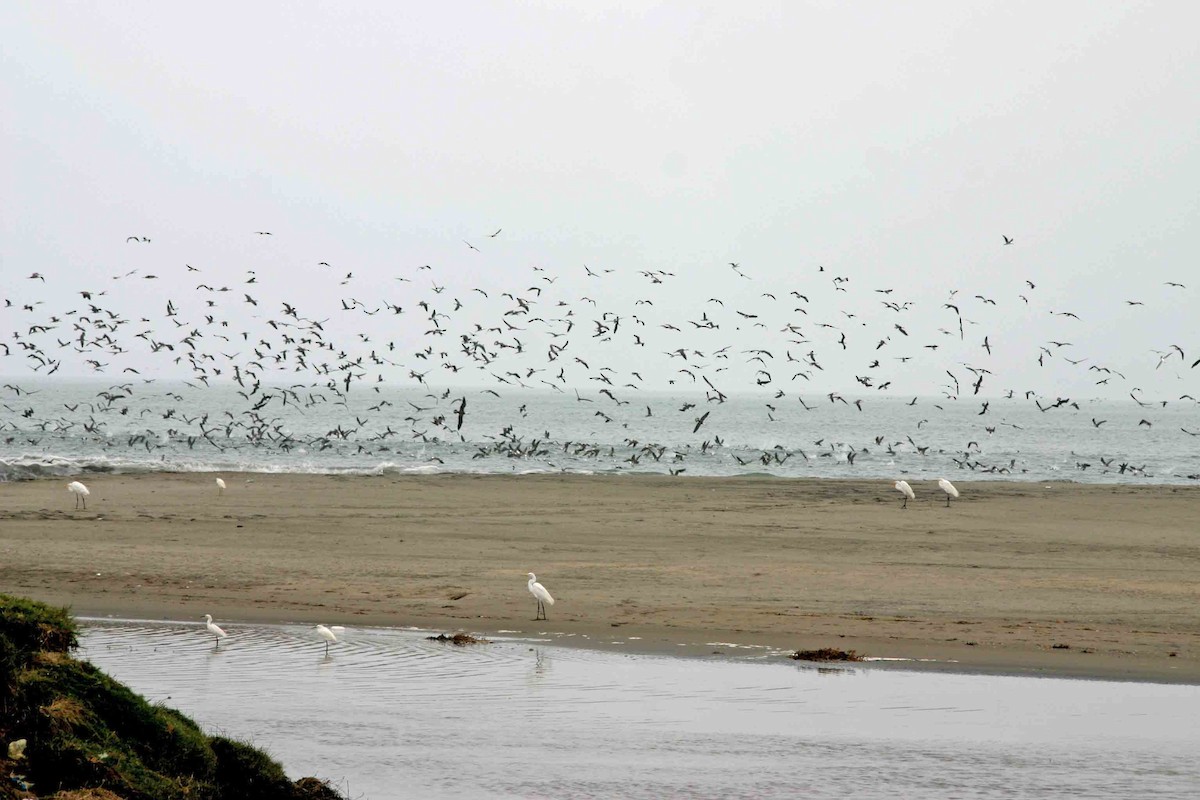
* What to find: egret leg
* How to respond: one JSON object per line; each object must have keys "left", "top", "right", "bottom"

{"left": 945, "top": 495, "right": 950, "bottom": 507}
{"left": 902, "top": 497, "right": 907, "bottom": 509}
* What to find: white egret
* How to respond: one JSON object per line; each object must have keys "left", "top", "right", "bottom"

{"left": 67, "top": 480, "right": 90, "bottom": 510}
{"left": 937, "top": 478, "right": 960, "bottom": 507}
{"left": 527, "top": 573, "right": 555, "bottom": 620}
{"left": 315, "top": 624, "right": 345, "bottom": 655}
{"left": 216, "top": 477, "right": 226, "bottom": 496}
{"left": 203, "top": 614, "right": 228, "bottom": 647}
{"left": 894, "top": 480, "right": 915, "bottom": 509}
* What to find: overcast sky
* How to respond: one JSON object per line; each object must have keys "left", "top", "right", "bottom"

{"left": 2, "top": 1, "right": 1197, "bottom": 401}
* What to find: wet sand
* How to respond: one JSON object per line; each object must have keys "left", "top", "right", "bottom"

{"left": 2, "top": 473, "right": 1198, "bottom": 682}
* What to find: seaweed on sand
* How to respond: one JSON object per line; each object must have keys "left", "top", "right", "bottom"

{"left": 425, "top": 632, "right": 490, "bottom": 646}
{"left": 790, "top": 648, "right": 865, "bottom": 662}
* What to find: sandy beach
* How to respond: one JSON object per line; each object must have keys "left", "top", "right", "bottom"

{"left": 1, "top": 473, "right": 1197, "bottom": 682}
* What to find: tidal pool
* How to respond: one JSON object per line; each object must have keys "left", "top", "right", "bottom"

{"left": 78, "top": 620, "right": 1200, "bottom": 799}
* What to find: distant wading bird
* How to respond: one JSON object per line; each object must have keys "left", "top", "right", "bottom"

{"left": 527, "top": 573, "right": 555, "bottom": 620}
{"left": 894, "top": 480, "right": 915, "bottom": 509}
{"left": 937, "top": 478, "right": 960, "bottom": 507}
{"left": 215, "top": 477, "right": 226, "bottom": 496}
{"left": 204, "top": 614, "right": 228, "bottom": 648}
{"left": 316, "top": 624, "right": 344, "bottom": 655}
{"left": 67, "top": 481, "right": 89, "bottom": 510}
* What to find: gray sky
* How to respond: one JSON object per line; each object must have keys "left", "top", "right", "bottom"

{"left": 2, "top": 1, "right": 1197, "bottom": 401}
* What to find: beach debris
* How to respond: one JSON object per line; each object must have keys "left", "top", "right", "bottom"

{"left": 426, "top": 632, "right": 490, "bottom": 646}
{"left": 8, "top": 775, "right": 33, "bottom": 792}
{"left": 1052, "top": 643, "right": 1070, "bottom": 649}
{"left": 790, "top": 648, "right": 864, "bottom": 662}
{"left": 7, "top": 738, "right": 26, "bottom": 759}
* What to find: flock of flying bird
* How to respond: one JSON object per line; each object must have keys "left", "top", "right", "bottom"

{"left": 2, "top": 231, "right": 1197, "bottom": 483}
{"left": 11, "top": 229, "right": 1195, "bottom": 652}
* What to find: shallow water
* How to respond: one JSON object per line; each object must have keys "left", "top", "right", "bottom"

{"left": 79, "top": 620, "right": 1200, "bottom": 799}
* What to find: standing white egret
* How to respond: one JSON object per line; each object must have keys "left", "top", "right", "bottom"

{"left": 67, "top": 481, "right": 90, "bottom": 510}
{"left": 937, "top": 478, "right": 960, "bottom": 507}
{"left": 203, "top": 614, "right": 228, "bottom": 647}
{"left": 894, "top": 480, "right": 915, "bottom": 509}
{"left": 527, "top": 573, "right": 555, "bottom": 620}
{"left": 215, "top": 477, "right": 226, "bottom": 496}
{"left": 315, "top": 624, "right": 344, "bottom": 655}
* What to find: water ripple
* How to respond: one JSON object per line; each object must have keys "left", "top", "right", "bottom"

{"left": 77, "top": 619, "right": 1200, "bottom": 800}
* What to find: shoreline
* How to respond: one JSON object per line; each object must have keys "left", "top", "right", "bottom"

{"left": 75, "top": 611, "right": 1197, "bottom": 686}
{"left": 5, "top": 461, "right": 1200, "bottom": 488}
{"left": 3, "top": 472, "right": 1198, "bottom": 684}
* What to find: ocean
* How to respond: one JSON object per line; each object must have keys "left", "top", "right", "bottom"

{"left": 1, "top": 379, "right": 1197, "bottom": 484}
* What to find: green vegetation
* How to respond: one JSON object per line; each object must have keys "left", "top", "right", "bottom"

{"left": 0, "top": 595, "right": 345, "bottom": 800}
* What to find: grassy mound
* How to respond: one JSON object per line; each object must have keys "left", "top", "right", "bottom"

{"left": 0, "top": 595, "right": 346, "bottom": 800}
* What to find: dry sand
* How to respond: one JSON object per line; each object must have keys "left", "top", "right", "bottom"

{"left": 2, "top": 473, "right": 1197, "bottom": 682}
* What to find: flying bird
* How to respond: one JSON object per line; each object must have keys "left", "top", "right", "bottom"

{"left": 453, "top": 397, "right": 467, "bottom": 430}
